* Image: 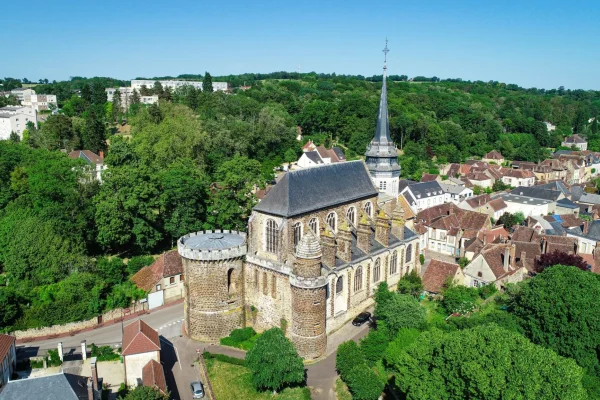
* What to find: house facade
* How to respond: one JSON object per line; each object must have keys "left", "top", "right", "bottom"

{"left": 0, "top": 334, "right": 16, "bottom": 389}
{"left": 132, "top": 250, "right": 184, "bottom": 308}
{"left": 122, "top": 320, "right": 161, "bottom": 387}
{"left": 401, "top": 181, "right": 446, "bottom": 213}
{"left": 561, "top": 134, "right": 587, "bottom": 151}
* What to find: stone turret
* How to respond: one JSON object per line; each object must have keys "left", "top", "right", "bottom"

{"left": 392, "top": 204, "right": 405, "bottom": 240}
{"left": 357, "top": 214, "right": 371, "bottom": 254}
{"left": 178, "top": 230, "right": 247, "bottom": 342}
{"left": 290, "top": 231, "right": 327, "bottom": 360}
{"left": 375, "top": 210, "right": 390, "bottom": 247}
{"left": 320, "top": 226, "right": 337, "bottom": 268}
{"left": 336, "top": 221, "right": 353, "bottom": 262}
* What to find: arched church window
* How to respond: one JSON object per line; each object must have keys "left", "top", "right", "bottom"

{"left": 326, "top": 212, "right": 337, "bottom": 232}
{"left": 390, "top": 251, "right": 398, "bottom": 275}
{"left": 346, "top": 207, "right": 356, "bottom": 226}
{"left": 373, "top": 259, "right": 381, "bottom": 282}
{"left": 309, "top": 218, "right": 319, "bottom": 235}
{"left": 364, "top": 202, "right": 372, "bottom": 218}
{"left": 354, "top": 267, "right": 363, "bottom": 292}
{"left": 406, "top": 244, "right": 413, "bottom": 263}
{"left": 336, "top": 276, "right": 344, "bottom": 294}
{"left": 266, "top": 219, "right": 278, "bottom": 254}
{"left": 293, "top": 222, "right": 302, "bottom": 251}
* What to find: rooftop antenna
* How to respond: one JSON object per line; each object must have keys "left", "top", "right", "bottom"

{"left": 382, "top": 38, "right": 389, "bottom": 76}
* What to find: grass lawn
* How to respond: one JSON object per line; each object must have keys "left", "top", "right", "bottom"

{"left": 335, "top": 378, "right": 352, "bottom": 400}
{"left": 205, "top": 358, "right": 310, "bottom": 400}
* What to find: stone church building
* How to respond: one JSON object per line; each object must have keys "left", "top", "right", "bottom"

{"left": 179, "top": 55, "right": 419, "bottom": 359}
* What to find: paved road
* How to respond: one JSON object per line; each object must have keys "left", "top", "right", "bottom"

{"left": 18, "top": 305, "right": 185, "bottom": 359}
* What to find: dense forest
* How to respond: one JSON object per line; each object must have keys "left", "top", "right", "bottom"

{"left": 1, "top": 72, "right": 600, "bottom": 332}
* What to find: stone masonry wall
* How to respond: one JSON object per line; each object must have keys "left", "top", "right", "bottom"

{"left": 184, "top": 257, "right": 244, "bottom": 342}
{"left": 290, "top": 285, "right": 327, "bottom": 360}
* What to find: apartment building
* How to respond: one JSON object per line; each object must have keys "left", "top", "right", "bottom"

{"left": 131, "top": 79, "right": 228, "bottom": 92}
{"left": 22, "top": 93, "right": 57, "bottom": 112}
{"left": 0, "top": 106, "right": 37, "bottom": 140}
{"left": 105, "top": 87, "right": 158, "bottom": 110}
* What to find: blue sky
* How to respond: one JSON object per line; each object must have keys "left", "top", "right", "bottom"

{"left": 2, "top": 0, "right": 599, "bottom": 89}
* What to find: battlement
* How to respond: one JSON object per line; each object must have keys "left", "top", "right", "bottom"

{"left": 178, "top": 230, "right": 247, "bottom": 261}
{"left": 289, "top": 274, "right": 328, "bottom": 289}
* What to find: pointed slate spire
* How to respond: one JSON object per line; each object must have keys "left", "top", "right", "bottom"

{"left": 365, "top": 39, "right": 400, "bottom": 177}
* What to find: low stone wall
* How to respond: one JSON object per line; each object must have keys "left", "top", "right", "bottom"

{"left": 12, "top": 302, "right": 149, "bottom": 340}
{"left": 197, "top": 354, "right": 216, "bottom": 400}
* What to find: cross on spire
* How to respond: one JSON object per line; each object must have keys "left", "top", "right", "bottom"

{"left": 382, "top": 38, "right": 389, "bottom": 70}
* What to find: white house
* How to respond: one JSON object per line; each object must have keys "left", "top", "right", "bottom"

{"left": 463, "top": 244, "right": 528, "bottom": 289}
{"left": 439, "top": 182, "right": 473, "bottom": 204}
{"left": 499, "top": 193, "right": 554, "bottom": 217}
{"left": 68, "top": 150, "right": 107, "bottom": 182}
{"left": 122, "top": 320, "right": 161, "bottom": 387}
{"left": 401, "top": 181, "right": 446, "bottom": 213}
{"left": 501, "top": 169, "right": 535, "bottom": 187}
{"left": 561, "top": 134, "right": 587, "bottom": 151}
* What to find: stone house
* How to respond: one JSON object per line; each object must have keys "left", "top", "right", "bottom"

{"left": 482, "top": 150, "right": 505, "bottom": 165}
{"left": 0, "top": 334, "right": 16, "bottom": 389}
{"left": 122, "top": 320, "right": 161, "bottom": 387}
{"left": 463, "top": 243, "right": 529, "bottom": 289}
{"left": 561, "top": 134, "right": 587, "bottom": 151}
{"left": 458, "top": 194, "right": 492, "bottom": 213}
{"left": 132, "top": 250, "right": 184, "bottom": 308}
{"left": 482, "top": 198, "right": 508, "bottom": 221}
{"left": 463, "top": 226, "right": 510, "bottom": 260}
{"left": 540, "top": 159, "right": 568, "bottom": 181}
{"left": 422, "top": 259, "right": 464, "bottom": 294}
{"left": 464, "top": 172, "right": 493, "bottom": 189}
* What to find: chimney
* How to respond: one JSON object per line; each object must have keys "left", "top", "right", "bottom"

{"left": 81, "top": 341, "right": 87, "bottom": 361}
{"left": 90, "top": 357, "right": 98, "bottom": 392}
{"left": 375, "top": 210, "right": 390, "bottom": 247}
{"left": 320, "top": 227, "right": 337, "bottom": 268}
{"left": 87, "top": 378, "right": 94, "bottom": 400}
{"left": 510, "top": 244, "right": 516, "bottom": 268}
{"left": 541, "top": 237, "right": 547, "bottom": 254}
{"left": 503, "top": 247, "right": 510, "bottom": 272}
{"left": 99, "top": 151, "right": 104, "bottom": 160}
{"left": 391, "top": 205, "right": 405, "bottom": 240}
{"left": 57, "top": 342, "right": 63, "bottom": 362}
{"left": 483, "top": 230, "right": 487, "bottom": 245}
{"left": 357, "top": 214, "right": 371, "bottom": 255}
{"left": 584, "top": 221, "right": 590, "bottom": 235}
{"left": 520, "top": 251, "right": 526, "bottom": 266}
{"left": 336, "top": 222, "right": 352, "bottom": 262}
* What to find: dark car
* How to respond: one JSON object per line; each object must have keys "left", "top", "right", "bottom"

{"left": 191, "top": 381, "right": 205, "bottom": 399}
{"left": 352, "top": 312, "right": 371, "bottom": 326}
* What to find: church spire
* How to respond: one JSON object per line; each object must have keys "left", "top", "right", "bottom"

{"left": 365, "top": 39, "right": 401, "bottom": 196}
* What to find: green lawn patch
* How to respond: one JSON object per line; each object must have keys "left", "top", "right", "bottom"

{"left": 335, "top": 377, "right": 352, "bottom": 400}
{"left": 205, "top": 359, "right": 310, "bottom": 400}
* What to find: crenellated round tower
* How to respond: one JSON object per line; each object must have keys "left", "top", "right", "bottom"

{"left": 178, "top": 230, "right": 247, "bottom": 342}
{"left": 290, "top": 230, "right": 327, "bottom": 360}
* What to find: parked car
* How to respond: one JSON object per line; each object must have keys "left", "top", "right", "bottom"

{"left": 190, "top": 381, "right": 205, "bottom": 399}
{"left": 352, "top": 312, "right": 371, "bottom": 326}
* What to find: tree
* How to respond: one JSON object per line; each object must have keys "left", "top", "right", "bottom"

{"left": 131, "top": 89, "right": 141, "bottom": 104}
{"left": 441, "top": 285, "right": 479, "bottom": 315}
{"left": 245, "top": 328, "right": 304, "bottom": 392}
{"left": 147, "top": 103, "right": 163, "bottom": 124}
{"left": 120, "top": 385, "right": 169, "bottom": 400}
{"left": 92, "top": 83, "right": 106, "bottom": 105}
{"left": 203, "top": 72, "right": 213, "bottom": 93}
{"left": 497, "top": 211, "right": 524, "bottom": 230}
{"left": 374, "top": 282, "right": 425, "bottom": 336}
{"left": 83, "top": 105, "right": 106, "bottom": 153}
{"left": 152, "top": 81, "right": 163, "bottom": 97}
{"left": 112, "top": 89, "right": 122, "bottom": 122}
{"left": 396, "top": 269, "right": 424, "bottom": 298}
{"left": 9, "top": 131, "right": 20, "bottom": 142}
{"left": 336, "top": 340, "right": 366, "bottom": 379}
{"left": 390, "top": 325, "right": 586, "bottom": 400}
{"left": 81, "top": 83, "right": 92, "bottom": 105}
{"left": 510, "top": 265, "right": 600, "bottom": 375}
{"left": 359, "top": 325, "right": 391, "bottom": 365}
{"left": 536, "top": 250, "right": 588, "bottom": 272}
{"left": 345, "top": 365, "right": 385, "bottom": 400}
{"left": 35, "top": 114, "right": 75, "bottom": 150}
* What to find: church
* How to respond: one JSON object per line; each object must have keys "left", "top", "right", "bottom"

{"left": 179, "top": 49, "right": 420, "bottom": 359}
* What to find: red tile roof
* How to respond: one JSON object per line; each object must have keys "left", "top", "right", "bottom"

{"left": 503, "top": 169, "right": 535, "bottom": 179}
{"left": 484, "top": 150, "right": 503, "bottom": 160}
{"left": 465, "top": 194, "right": 492, "bottom": 208}
{"left": 67, "top": 150, "right": 103, "bottom": 165}
{"left": 422, "top": 259, "right": 460, "bottom": 293}
{"left": 142, "top": 359, "right": 167, "bottom": 394}
{"left": 420, "top": 174, "right": 439, "bottom": 182}
{"left": 486, "top": 198, "right": 507, "bottom": 211}
{"left": 122, "top": 320, "right": 161, "bottom": 356}
{"left": 131, "top": 251, "right": 182, "bottom": 291}
{"left": 0, "top": 334, "right": 15, "bottom": 361}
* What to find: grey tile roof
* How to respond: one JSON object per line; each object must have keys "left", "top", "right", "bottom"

{"left": 0, "top": 373, "right": 89, "bottom": 400}
{"left": 556, "top": 198, "right": 579, "bottom": 209}
{"left": 571, "top": 186, "right": 584, "bottom": 201}
{"left": 499, "top": 193, "right": 552, "bottom": 206}
{"left": 535, "top": 181, "right": 571, "bottom": 196}
{"left": 254, "top": 161, "right": 378, "bottom": 217}
{"left": 510, "top": 186, "right": 561, "bottom": 201}
{"left": 304, "top": 151, "right": 323, "bottom": 164}
{"left": 579, "top": 193, "right": 600, "bottom": 205}
{"left": 439, "top": 182, "right": 470, "bottom": 195}
{"left": 404, "top": 181, "right": 444, "bottom": 198}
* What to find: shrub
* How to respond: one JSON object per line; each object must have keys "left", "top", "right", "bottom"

{"left": 345, "top": 365, "right": 385, "bottom": 400}
{"left": 396, "top": 270, "right": 423, "bottom": 298}
{"left": 360, "top": 325, "right": 390, "bottom": 365}
{"left": 477, "top": 283, "right": 498, "bottom": 299}
{"left": 457, "top": 257, "right": 469, "bottom": 268}
{"left": 46, "top": 349, "right": 62, "bottom": 367}
{"left": 441, "top": 285, "right": 479, "bottom": 315}
{"left": 383, "top": 328, "right": 421, "bottom": 367}
{"left": 336, "top": 341, "right": 365, "bottom": 379}
{"left": 419, "top": 254, "right": 425, "bottom": 265}
{"left": 90, "top": 343, "right": 120, "bottom": 361}
{"left": 219, "top": 327, "right": 258, "bottom": 350}
{"left": 203, "top": 351, "right": 246, "bottom": 366}
{"left": 376, "top": 294, "right": 426, "bottom": 337}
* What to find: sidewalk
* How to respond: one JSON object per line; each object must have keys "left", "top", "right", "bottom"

{"left": 16, "top": 299, "right": 183, "bottom": 345}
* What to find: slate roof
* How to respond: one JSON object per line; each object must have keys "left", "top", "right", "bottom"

{"left": 500, "top": 193, "right": 552, "bottom": 206}
{"left": 121, "top": 320, "right": 161, "bottom": 356}
{"left": 254, "top": 161, "right": 378, "bottom": 217}
{"left": 404, "top": 181, "right": 444, "bottom": 198}
{"left": 571, "top": 185, "right": 584, "bottom": 201}
{"left": 422, "top": 259, "right": 460, "bottom": 293}
{"left": 67, "top": 150, "right": 103, "bottom": 165}
{"left": 578, "top": 193, "right": 600, "bottom": 205}
{"left": 303, "top": 151, "right": 323, "bottom": 164}
{"left": 142, "top": 359, "right": 167, "bottom": 394}
{"left": 0, "top": 373, "right": 89, "bottom": 400}
{"left": 557, "top": 199, "right": 578, "bottom": 209}
{"left": 439, "top": 182, "right": 470, "bottom": 195}
{"left": 0, "top": 334, "right": 15, "bottom": 362}
{"left": 510, "top": 186, "right": 562, "bottom": 201}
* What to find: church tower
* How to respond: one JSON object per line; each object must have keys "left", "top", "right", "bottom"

{"left": 365, "top": 39, "right": 401, "bottom": 196}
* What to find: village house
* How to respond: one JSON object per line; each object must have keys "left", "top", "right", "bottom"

{"left": 0, "top": 334, "right": 16, "bottom": 389}
{"left": 458, "top": 194, "right": 493, "bottom": 213}
{"left": 561, "top": 134, "right": 588, "bottom": 151}
{"left": 501, "top": 169, "right": 535, "bottom": 187}
{"left": 498, "top": 193, "right": 555, "bottom": 217}
{"left": 400, "top": 181, "right": 446, "bottom": 213}
{"left": 463, "top": 243, "right": 529, "bottom": 289}
{"left": 438, "top": 182, "right": 473, "bottom": 204}
{"left": 422, "top": 259, "right": 465, "bottom": 295}
{"left": 122, "top": 320, "right": 161, "bottom": 387}
{"left": 482, "top": 150, "right": 505, "bottom": 165}
{"left": 132, "top": 250, "right": 184, "bottom": 309}
{"left": 510, "top": 186, "right": 565, "bottom": 202}
{"left": 482, "top": 197, "right": 508, "bottom": 221}
{"left": 463, "top": 226, "right": 510, "bottom": 260}
{"left": 297, "top": 145, "right": 346, "bottom": 169}
{"left": 68, "top": 150, "right": 107, "bottom": 182}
